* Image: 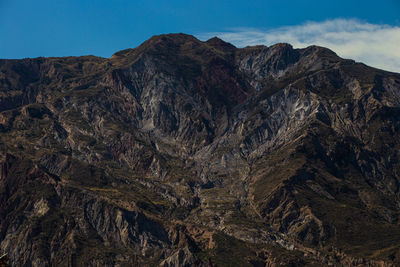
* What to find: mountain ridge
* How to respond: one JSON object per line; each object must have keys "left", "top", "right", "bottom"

{"left": 1, "top": 33, "right": 400, "bottom": 266}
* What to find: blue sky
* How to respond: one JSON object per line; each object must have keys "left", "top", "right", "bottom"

{"left": 1, "top": 0, "right": 400, "bottom": 72}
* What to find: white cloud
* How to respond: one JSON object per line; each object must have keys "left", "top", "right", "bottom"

{"left": 199, "top": 19, "right": 400, "bottom": 73}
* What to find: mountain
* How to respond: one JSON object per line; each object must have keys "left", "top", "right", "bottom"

{"left": 1, "top": 33, "right": 400, "bottom": 266}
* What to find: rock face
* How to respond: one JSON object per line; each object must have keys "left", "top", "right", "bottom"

{"left": 1, "top": 33, "right": 400, "bottom": 266}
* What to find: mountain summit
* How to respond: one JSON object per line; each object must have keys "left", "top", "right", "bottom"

{"left": 1, "top": 34, "right": 400, "bottom": 266}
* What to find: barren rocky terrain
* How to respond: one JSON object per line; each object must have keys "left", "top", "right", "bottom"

{"left": 1, "top": 33, "right": 400, "bottom": 266}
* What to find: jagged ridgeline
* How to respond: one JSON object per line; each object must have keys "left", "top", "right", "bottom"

{"left": 1, "top": 33, "right": 400, "bottom": 266}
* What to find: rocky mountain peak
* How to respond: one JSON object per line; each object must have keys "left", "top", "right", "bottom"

{"left": 1, "top": 34, "right": 400, "bottom": 266}
{"left": 205, "top": 36, "right": 237, "bottom": 52}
